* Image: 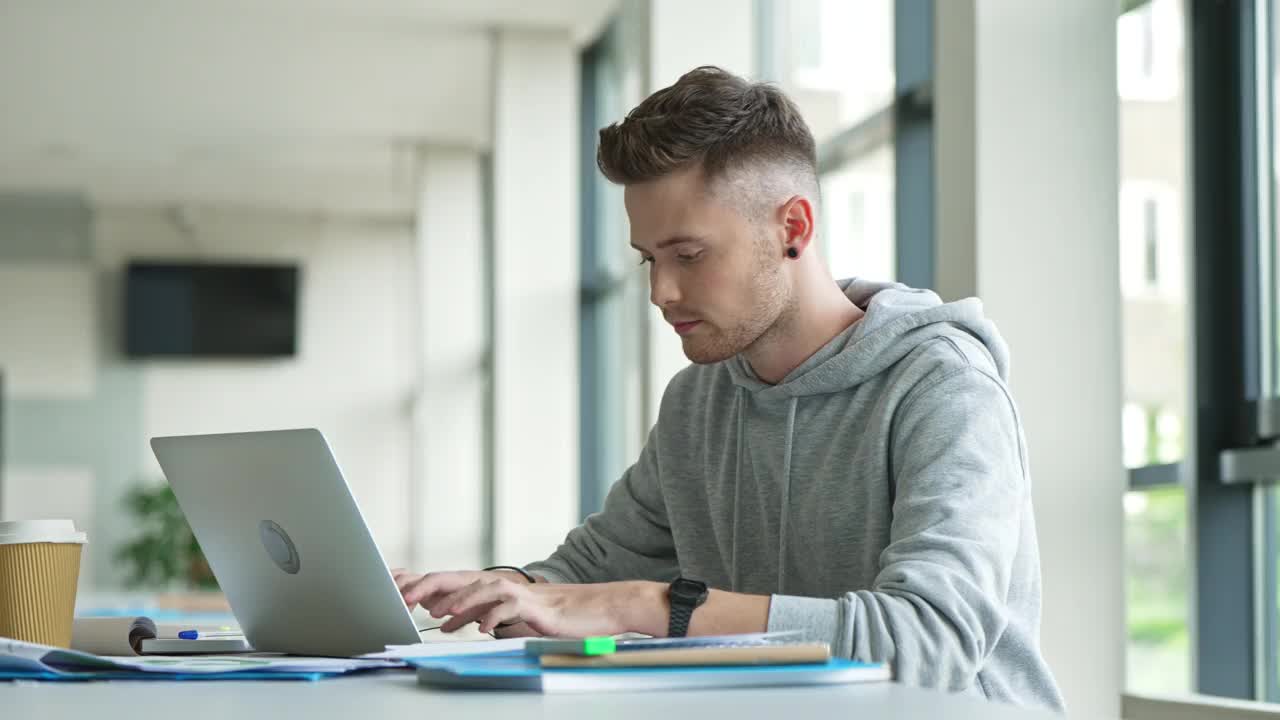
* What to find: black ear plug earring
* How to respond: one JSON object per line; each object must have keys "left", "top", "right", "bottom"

{"left": 786, "top": 247, "right": 799, "bottom": 259}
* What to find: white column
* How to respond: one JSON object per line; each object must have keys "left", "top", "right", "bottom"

{"left": 491, "top": 29, "right": 580, "bottom": 564}
{"left": 644, "top": 0, "right": 756, "bottom": 423}
{"left": 935, "top": 1, "right": 1125, "bottom": 717}
{"left": 412, "top": 149, "right": 488, "bottom": 571}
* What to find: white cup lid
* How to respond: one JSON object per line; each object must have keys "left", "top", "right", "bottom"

{"left": 0, "top": 519, "right": 88, "bottom": 545}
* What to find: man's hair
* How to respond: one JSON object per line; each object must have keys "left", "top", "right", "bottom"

{"left": 596, "top": 66, "right": 819, "bottom": 217}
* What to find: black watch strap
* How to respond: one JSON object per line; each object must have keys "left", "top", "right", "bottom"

{"left": 668, "top": 599, "right": 696, "bottom": 639}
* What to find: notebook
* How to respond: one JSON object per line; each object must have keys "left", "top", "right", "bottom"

{"left": 139, "top": 637, "right": 252, "bottom": 654}
{"left": 539, "top": 642, "right": 831, "bottom": 668}
{"left": 411, "top": 651, "right": 891, "bottom": 692}
{"left": 70, "top": 617, "right": 250, "bottom": 655}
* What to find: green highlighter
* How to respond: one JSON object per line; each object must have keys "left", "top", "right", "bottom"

{"left": 524, "top": 637, "right": 617, "bottom": 657}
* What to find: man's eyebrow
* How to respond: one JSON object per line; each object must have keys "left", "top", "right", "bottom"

{"left": 630, "top": 236, "right": 703, "bottom": 252}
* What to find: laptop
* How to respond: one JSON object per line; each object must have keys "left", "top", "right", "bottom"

{"left": 150, "top": 428, "right": 423, "bottom": 657}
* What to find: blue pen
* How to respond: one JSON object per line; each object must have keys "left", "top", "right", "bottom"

{"left": 177, "top": 629, "right": 242, "bottom": 640}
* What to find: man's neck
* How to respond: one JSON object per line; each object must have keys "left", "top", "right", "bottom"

{"left": 743, "top": 279, "right": 864, "bottom": 385}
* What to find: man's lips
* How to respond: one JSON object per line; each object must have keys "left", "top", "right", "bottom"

{"left": 671, "top": 320, "right": 701, "bottom": 336}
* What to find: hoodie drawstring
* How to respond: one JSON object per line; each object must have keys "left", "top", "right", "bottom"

{"left": 730, "top": 387, "right": 745, "bottom": 591}
{"left": 776, "top": 396, "right": 798, "bottom": 594}
{"left": 731, "top": 390, "right": 799, "bottom": 595}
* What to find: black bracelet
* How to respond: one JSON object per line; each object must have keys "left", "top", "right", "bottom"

{"left": 482, "top": 565, "right": 537, "bottom": 631}
{"left": 483, "top": 565, "right": 538, "bottom": 584}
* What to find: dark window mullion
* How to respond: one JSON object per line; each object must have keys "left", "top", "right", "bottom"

{"left": 1129, "top": 463, "right": 1182, "bottom": 489}
{"left": 579, "top": 30, "right": 607, "bottom": 519}
{"left": 1189, "top": 0, "right": 1261, "bottom": 700}
{"left": 893, "top": 0, "right": 934, "bottom": 290}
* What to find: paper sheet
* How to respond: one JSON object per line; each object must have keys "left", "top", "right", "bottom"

{"left": 364, "top": 637, "right": 529, "bottom": 659}
{"left": 100, "top": 655, "right": 400, "bottom": 674}
{"left": 0, "top": 637, "right": 400, "bottom": 676}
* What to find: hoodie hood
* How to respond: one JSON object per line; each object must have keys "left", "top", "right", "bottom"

{"left": 726, "top": 278, "right": 1011, "bottom": 400}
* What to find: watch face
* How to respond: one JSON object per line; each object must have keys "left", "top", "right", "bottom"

{"left": 670, "top": 577, "right": 709, "bottom": 602}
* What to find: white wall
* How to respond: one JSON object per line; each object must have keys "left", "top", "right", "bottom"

{"left": 413, "top": 149, "right": 488, "bottom": 571}
{"left": 491, "top": 29, "right": 581, "bottom": 564}
{"left": 0, "top": 266, "right": 96, "bottom": 399}
{"left": 936, "top": 1, "right": 1125, "bottom": 717}
{"left": 96, "top": 207, "right": 420, "bottom": 571}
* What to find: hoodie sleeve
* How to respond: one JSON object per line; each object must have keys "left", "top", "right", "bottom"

{"left": 766, "top": 366, "right": 1025, "bottom": 691}
{"left": 524, "top": 426, "right": 679, "bottom": 584}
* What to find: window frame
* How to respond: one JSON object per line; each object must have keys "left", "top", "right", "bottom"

{"left": 578, "top": 20, "right": 649, "bottom": 519}
{"left": 1187, "top": 0, "right": 1277, "bottom": 701}
{"left": 579, "top": 22, "right": 621, "bottom": 519}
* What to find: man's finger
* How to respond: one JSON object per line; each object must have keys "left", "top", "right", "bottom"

{"left": 404, "top": 572, "right": 461, "bottom": 607}
{"left": 478, "top": 599, "right": 524, "bottom": 635}
{"left": 393, "top": 572, "right": 421, "bottom": 593}
{"left": 441, "top": 600, "right": 501, "bottom": 633}
{"left": 428, "top": 577, "right": 503, "bottom": 618}
{"left": 492, "top": 620, "right": 540, "bottom": 639}
{"left": 433, "top": 579, "right": 519, "bottom": 623}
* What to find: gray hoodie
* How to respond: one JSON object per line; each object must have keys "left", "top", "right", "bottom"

{"left": 525, "top": 279, "right": 1065, "bottom": 712}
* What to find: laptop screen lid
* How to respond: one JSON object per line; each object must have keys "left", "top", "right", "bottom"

{"left": 150, "top": 428, "right": 421, "bottom": 657}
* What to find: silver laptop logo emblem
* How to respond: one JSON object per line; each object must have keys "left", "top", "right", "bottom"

{"left": 258, "top": 520, "right": 301, "bottom": 574}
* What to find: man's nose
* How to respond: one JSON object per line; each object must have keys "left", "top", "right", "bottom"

{"left": 649, "top": 264, "right": 681, "bottom": 308}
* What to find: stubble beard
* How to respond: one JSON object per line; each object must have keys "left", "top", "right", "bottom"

{"left": 681, "top": 238, "right": 792, "bottom": 365}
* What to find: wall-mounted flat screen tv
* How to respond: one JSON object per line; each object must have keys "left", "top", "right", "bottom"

{"left": 124, "top": 261, "right": 299, "bottom": 358}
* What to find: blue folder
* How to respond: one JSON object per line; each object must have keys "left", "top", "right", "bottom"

{"left": 410, "top": 651, "right": 891, "bottom": 692}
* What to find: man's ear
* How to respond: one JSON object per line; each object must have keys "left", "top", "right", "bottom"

{"left": 779, "top": 195, "right": 816, "bottom": 259}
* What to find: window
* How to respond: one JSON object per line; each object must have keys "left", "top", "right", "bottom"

{"left": 1118, "top": 0, "right": 1183, "bottom": 101}
{"left": 1125, "top": 484, "right": 1192, "bottom": 694}
{"left": 1120, "top": 182, "right": 1182, "bottom": 300}
{"left": 760, "top": 0, "right": 904, "bottom": 284}
{"left": 821, "top": 147, "right": 895, "bottom": 282}
{"left": 579, "top": 23, "right": 647, "bottom": 517}
{"left": 1118, "top": 0, "right": 1191, "bottom": 698}
{"left": 1143, "top": 198, "right": 1159, "bottom": 287}
{"left": 774, "top": 0, "right": 895, "bottom": 146}
{"left": 1181, "top": 0, "right": 1280, "bottom": 703}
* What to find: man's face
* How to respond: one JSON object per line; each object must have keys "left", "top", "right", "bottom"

{"left": 626, "top": 165, "right": 791, "bottom": 364}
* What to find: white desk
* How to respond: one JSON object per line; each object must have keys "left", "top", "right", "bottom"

{"left": 3, "top": 672, "right": 1059, "bottom": 719}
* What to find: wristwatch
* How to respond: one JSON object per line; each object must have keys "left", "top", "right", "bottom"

{"left": 666, "top": 577, "right": 709, "bottom": 638}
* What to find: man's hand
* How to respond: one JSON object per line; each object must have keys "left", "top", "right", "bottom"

{"left": 392, "top": 569, "right": 666, "bottom": 637}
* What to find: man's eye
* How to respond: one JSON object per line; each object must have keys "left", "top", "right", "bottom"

{"left": 677, "top": 252, "right": 702, "bottom": 263}
{"left": 637, "top": 256, "right": 653, "bottom": 265}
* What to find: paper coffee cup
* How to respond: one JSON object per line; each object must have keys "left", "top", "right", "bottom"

{"left": 0, "top": 519, "right": 87, "bottom": 648}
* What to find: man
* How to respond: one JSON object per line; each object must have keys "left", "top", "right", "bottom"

{"left": 394, "top": 66, "right": 1064, "bottom": 712}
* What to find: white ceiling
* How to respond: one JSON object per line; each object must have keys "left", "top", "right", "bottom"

{"left": 0, "top": 0, "right": 618, "bottom": 219}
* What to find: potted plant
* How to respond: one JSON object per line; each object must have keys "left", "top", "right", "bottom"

{"left": 114, "top": 482, "right": 218, "bottom": 590}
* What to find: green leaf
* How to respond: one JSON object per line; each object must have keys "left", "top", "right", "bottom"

{"left": 113, "top": 480, "right": 219, "bottom": 591}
